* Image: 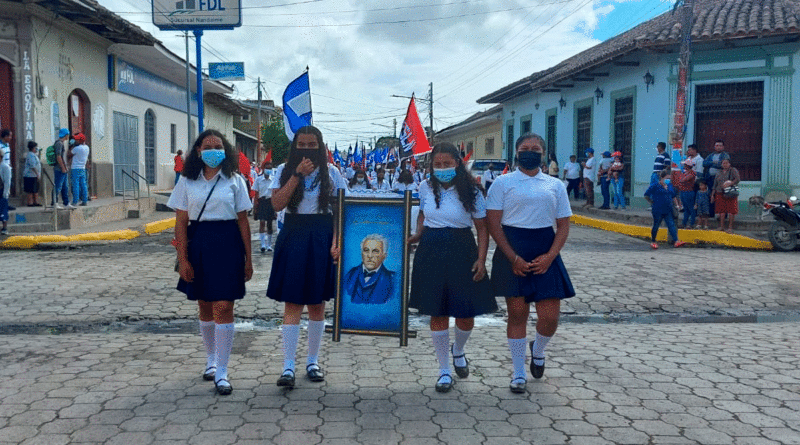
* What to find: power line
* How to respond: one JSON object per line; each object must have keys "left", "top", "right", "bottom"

{"left": 437, "top": 0, "right": 594, "bottom": 100}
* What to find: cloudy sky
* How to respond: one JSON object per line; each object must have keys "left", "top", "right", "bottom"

{"left": 101, "top": 0, "right": 672, "bottom": 149}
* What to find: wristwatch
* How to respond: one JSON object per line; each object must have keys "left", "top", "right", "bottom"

{"left": 293, "top": 171, "right": 304, "bottom": 178}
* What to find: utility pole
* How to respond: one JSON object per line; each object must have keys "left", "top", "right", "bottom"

{"left": 393, "top": 118, "right": 397, "bottom": 138}
{"left": 184, "top": 31, "right": 191, "bottom": 145}
{"left": 391, "top": 88, "right": 433, "bottom": 140}
{"left": 671, "top": 0, "right": 694, "bottom": 155}
{"left": 257, "top": 77, "right": 262, "bottom": 162}
{"left": 428, "top": 82, "right": 434, "bottom": 143}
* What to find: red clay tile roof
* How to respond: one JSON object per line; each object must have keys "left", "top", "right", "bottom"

{"left": 478, "top": 0, "right": 800, "bottom": 104}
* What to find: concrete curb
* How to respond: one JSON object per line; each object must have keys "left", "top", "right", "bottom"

{"left": 144, "top": 217, "right": 176, "bottom": 234}
{"left": 0, "top": 217, "right": 176, "bottom": 250}
{"left": 570, "top": 214, "right": 773, "bottom": 250}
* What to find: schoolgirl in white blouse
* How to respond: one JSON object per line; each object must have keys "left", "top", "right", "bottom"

{"left": 267, "top": 125, "right": 348, "bottom": 388}
{"left": 407, "top": 142, "right": 496, "bottom": 393}
{"left": 168, "top": 129, "right": 253, "bottom": 396}
{"left": 486, "top": 132, "right": 575, "bottom": 393}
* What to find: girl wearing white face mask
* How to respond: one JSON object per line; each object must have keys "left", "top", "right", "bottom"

{"left": 348, "top": 169, "right": 372, "bottom": 191}
{"left": 168, "top": 129, "right": 253, "bottom": 396}
{"left": 407, "top": 142, "right": 496, "bottom": 393}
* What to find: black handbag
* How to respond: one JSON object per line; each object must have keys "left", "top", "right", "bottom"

{"left": 723, "top": 185, "right": 739, "bottom": 199}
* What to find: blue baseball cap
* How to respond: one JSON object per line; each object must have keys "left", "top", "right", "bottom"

{"left": 58, "top": 128, "right": 69, "bottom": 138}
{"left": 603, "top": 151, "right": 611, "bottom": 157}
{"left": 585, "top": 148, "right": 594, "bottom": 154}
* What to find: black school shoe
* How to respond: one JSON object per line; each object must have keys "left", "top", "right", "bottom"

{"left": 306, "top": 363, "right": 325, "bottom": 382}
{"left": 202, "top": 366, "right": 216, "bottom": 381}
{"left": 451, "top": 344, "right": 469, "bottom": 379}
{"left": 529, "top": 341, "right": 545, "bottom": 379}
{"left": 435, "top": 374, "right": 454, "bottom": 393}
{"left": 214, "top": 378, "right": 232, "bottom": 396}
{"left": 277, "top": 369, "right": 295, "bottom": 388}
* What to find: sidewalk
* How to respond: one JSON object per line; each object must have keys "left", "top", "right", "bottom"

{"left": 0, "top": 322, "right": 796, "bottom": 444}
{"left": 569, "top": 199, "right": 774, "bottom": 250}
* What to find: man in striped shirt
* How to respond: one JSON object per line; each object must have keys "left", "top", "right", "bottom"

{"left": 650, "top": 142, "right": 670, "bottom": 186}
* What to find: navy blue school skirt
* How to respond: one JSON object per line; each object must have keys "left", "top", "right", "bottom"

{"left": 178, "top": 220, "right": 246, "bottom": 302}
{"left": 410, "top": 227, "right": 497, "bottom": 318}
{"left": 491, "top": 225, "right": 575, "bottom": 303}
{"left": 267, "top": 213, "right": 335, "bottom": 305}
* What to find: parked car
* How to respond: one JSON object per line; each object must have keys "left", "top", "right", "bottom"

{"left": 468, "top": 159, "right": 505, "bottom": 185}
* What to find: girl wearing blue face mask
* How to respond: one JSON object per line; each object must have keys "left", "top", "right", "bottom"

{"left": 486, "top": 133, "right": 575, "bottom": 393}
{"left": 407, "top": 142, "right": 496, "bottom": 393}
{"left": 168, "top": 129, "right": 253, "bottom": 396}
{"left": 644, "top": 169, "right": 686, "bottom": 249}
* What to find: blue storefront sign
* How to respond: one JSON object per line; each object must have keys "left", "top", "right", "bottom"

{"left": 110, "top": 56, "right": 198, "bottom": 116}
{"left": 208, "top": 62, "right": 244, "bottom": 81}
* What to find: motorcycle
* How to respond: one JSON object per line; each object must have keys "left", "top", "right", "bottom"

{"left": 763, "top": 196, "right": 800, "bottom": 251}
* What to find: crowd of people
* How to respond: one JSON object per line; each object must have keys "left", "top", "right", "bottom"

{"left": 549, "top": 138, "right": 740, "bottom": 245}
{"left": 169, "top": 127, "right": 574, "bottom": 396}
{"left": 0, "top": 127, "right": 93, "bottom": 235}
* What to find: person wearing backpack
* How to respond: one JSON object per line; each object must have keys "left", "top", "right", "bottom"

{"left": 51, "top": 129, "right": 71, "bottom": 209}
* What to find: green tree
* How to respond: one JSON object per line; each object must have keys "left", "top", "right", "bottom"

{"left": 262, "top": 117, "right": 290, "bottom": 164}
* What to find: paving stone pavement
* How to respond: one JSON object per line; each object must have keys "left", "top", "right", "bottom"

{"left": 1, "top": 222, "right": 799, "bottom": 444}
{"left": 0, "top": 223, "right": 798, "bottom": 327}
{"left": 0, "top": 323, "right": 797, "bottom": 445}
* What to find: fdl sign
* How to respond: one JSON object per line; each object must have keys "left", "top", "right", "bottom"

{"left": 152, "top": 0, "right": 242, "bottom": 30}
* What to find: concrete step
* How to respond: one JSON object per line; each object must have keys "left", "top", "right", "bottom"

{"left": 8, "top": 222, "right": 54, "bottom": 233}
{"left": 6, "top": 196, "right": 156, "bottom": 233}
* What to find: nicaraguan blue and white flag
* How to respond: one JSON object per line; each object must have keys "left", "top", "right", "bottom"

{"left": 282, "top": 71, "right": 312, "bottom": 141}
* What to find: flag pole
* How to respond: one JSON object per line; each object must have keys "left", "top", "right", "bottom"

{"left": 306, "top": 66, "right": 312, "bottom": 125}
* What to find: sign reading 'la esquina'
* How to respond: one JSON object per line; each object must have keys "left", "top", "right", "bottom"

{"left": 152, "top": 0, "right": 242, "bottom": 31}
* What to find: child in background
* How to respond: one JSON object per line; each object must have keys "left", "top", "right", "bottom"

{"left": 644, "top": 170, "right": 685, "bottom": 249}
{"left": 696, "top": 181, "right": 711, "bottom": 229}
{"left": 252, "top": 162, "right": 276, "bottom": 252}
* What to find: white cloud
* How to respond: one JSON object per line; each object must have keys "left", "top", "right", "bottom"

{"left": 99, "top": 0, "right": 654, "bottom": 148}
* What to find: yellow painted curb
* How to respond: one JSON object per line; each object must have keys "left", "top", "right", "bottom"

{"left": 0, "top": 229, "right": 140, "bottom": 249}
{"left": 145, "top": 217, "right": 176, "bottom": 234}
{"left": 570, "top": 214, "right": 773, "bottom": 250}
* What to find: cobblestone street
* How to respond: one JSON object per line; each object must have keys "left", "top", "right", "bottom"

{"left": 0, "top": 223, "right": 798, "bottom": 444}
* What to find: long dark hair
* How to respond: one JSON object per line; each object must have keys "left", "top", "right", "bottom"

{"left": 398, "top": 169, "right": 414, "bottom": 185}
{"left": 427, "top": 142, "right": 479, "bottom": 213}
{"left": 182, "top": 129, "right": 238, "bottom": 180}
{"left": 348, "top": 169, "right": 372, "bottom": 189}
{"left": 279, "top": 125, "right": 333, "bottom": 213}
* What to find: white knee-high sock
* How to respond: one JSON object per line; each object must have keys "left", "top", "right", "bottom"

{"left": 214, "top": 323, "right": 235, "bottom": 382}
{"left": 531, "top": 332, "right": 552, "bottom": 366}
{"left": 266, "top": 234, "right": 273, "bottom": 246}
{"left": 452, "top": 326, "right": 471, "bottom": 368}
{"left": 431, "top": 329, "right": 451, "bottom": 376}
{"left": 282, "top": 324, "right": 300, "bottom": 372}
{"left": 508, "top": 338, "right": 527, "bottom": 380}
{"left": 306, "top": 320, "right": 325, "bottom": 366}
{"left": 259, "top": 233, "right": 266, "bottom": 248}
{"left": 199, "top": 320, "right": 216, "bottom": 369}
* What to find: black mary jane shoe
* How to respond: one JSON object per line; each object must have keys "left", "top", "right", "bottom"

{"left": 509, "top": 377, "right": 527, "bottom": 393}
{"left": 214, "top": 378, "right": 232, "bottom": 396}
{"left": 202, "top": 366, "right": 216, "bottom": 381}
{"left": 451, "top": 345, "right": 469, "bottom": 379}
{"left": 435, "top": 374, "right": 454, "bottom": 393}
{"left": 306, "top": 363, "right": 325, "bottom": 382}
{"left": 277, "top": 369, "right": 295, "bottom": 388}
{"left": 529, "top": 341, "right": 546, "bottom": 379}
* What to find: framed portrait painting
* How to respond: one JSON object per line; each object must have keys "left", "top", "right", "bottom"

{"left": 332, "top": 190, "right": 416, "bottom": 346}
